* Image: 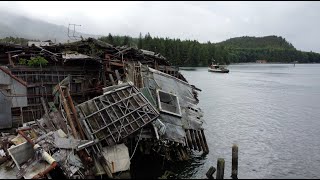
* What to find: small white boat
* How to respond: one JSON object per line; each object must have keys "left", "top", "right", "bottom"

{"left": 208, "top": 63, "right": 229, "bottom": 73}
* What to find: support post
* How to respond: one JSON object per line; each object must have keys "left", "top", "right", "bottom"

{"left": 115, "top": 70, "right": 121, "bottom": 82}
{"left": 65, "top": 87, "right": 86, "bottom": 139}
{"left": 109, "top": 74, "right": 115, "bottom": 85}
{"left": 231, "top": 144, "right": 238, "bottom": 179}
{"left": 216, "top": 158, "right": 225, "bottom": 179}
{"left": 190, "top": 130, "right": 198, "bottom": 151}
{"left": 58, "top": 87, "right": 79, "bottom": 139}
{"left": 198, "top": 130, "right": 209, "bottom": 154}
{"left": 206, "top": 166, "right": 216, "bottom": 179}
{"left": 7, "top": 52, "right": 14, "bottom": 66}
{"left": 40, "top": 97, "right": 49, "bottom": 116}
{"left": 201, "top": 129, "right": 210, "bottom": 153}
{"left": 194, "top": 130, "right": 203, "bottom": 152}
{"left": 186, "top": 130, "right": 194, "bottom": 150}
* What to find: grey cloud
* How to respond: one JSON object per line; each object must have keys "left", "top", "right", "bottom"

{"left": 0, "top": 1, "right": 319, "bottom": 52}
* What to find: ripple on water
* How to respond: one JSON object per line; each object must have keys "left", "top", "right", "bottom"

{"left": 176, "top": 65, "right": 320, "bottom": 179}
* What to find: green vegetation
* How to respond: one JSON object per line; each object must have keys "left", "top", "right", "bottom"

{"left": 18, "top": 58, "right": 27, "bottom": 65}
{"left": 17, "top": 56, "right": 48, "bottom": 67}
{"left": 0, "top": 36, "right": 39, "bottom": 46}
{"left": 27, "top": 56, "right": 48, "bottom": 67}
{"left": 98, "top": 34, "right": 320, "bottom": 66}
{"left": 218, "top": 36, "right": 295, "bottom": 50}
{"left": 2, "top": 34, "right": 320, "bottom": 66}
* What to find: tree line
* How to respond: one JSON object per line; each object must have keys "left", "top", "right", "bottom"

{"left": 1, "top": 34, "right": 320, "bottom": 66}
{"left": 98, "top": 34, "right": 320, "bottom": 66}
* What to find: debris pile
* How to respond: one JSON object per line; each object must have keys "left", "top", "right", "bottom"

{"left": 0, "top": 38, "right": 208, "bottom": 178}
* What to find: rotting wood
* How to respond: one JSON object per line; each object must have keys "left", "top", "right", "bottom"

{"left": 58, "top": 86, "right": 79, "bottom": 139}
{"left": 216, "top": 158, "right": 225, "bottom": 179}
{"left": 109, "top": 74, "right": 115, "bottom": 85}
{"left": 115, "top": 69, "right": 121, "bottom": 82}
{"left": 206, "top": 166, "right": 216, "bottom": 179}
{"left": 198, "top": 129, "right": 209, "bottom": 154}
{"left": 194, "top": 129, "right": 202, "bottom": 152}
{"left": 190, "top": 129, "right": 198, "bottom": 151}
{"left": 201, "top": 129, "right": 210, "bottom": 153}
{"left": 231, "top": 144, "right": 238, "bottom": 179}
{"left": 65, "top": 87, "right": 86, "bottom": 139}
{"left": 186, "top": 130, "right": 194, "bottom": 150}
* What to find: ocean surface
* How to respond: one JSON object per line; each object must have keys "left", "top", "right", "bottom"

{"left": 176, "top": 64, "right": 320, "bottom": 179}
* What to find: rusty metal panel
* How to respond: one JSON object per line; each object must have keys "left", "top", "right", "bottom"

{"left": 76, "top": 82, "right": 159, "bottom": 146}
{"left": 0, "top": 91, "right": 12, "bottom": 129}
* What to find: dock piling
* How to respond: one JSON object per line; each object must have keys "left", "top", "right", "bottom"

{"left": 206, "top": 166, "right": 216, "bottom": 179}
{"left": 216, "top": 158, "right": 225, "bottom": 179}
{"left": 231, "top": 144, "right": 238, "bottom": 179}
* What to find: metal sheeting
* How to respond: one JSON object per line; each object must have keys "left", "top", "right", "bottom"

{"left": 76, "top": 82, "right": 160, "bottom": 146}
{"left": 145, "top": 67, "right": 198, "bottom": 106}
{"left": 141, "top": 66, "right": 204, "bottom": 145}
{"left": 102, "top": 143, "right": 130, "bottom": 173}
{"left": 7, "top": 142, "right": 34, "bottom": 169}
{"left": 0, "top": 92, "right": 12, "bottom": 129}
{"left": 160, "top": 114, "right": 186, "bottom": 144}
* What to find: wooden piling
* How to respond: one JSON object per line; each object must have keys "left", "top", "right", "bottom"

{"left": 231, "top": 144, "right": 238, "bottom": 179}
{"left": 185, "top": 137, "right": 190, "bottom": 149}
{"left": 198, "top": 130, "right": 208, "bottom": 154}
{"left": 216, "top": 158, "right": 225, "bottom": 179}
{"left": 190, "top": 130, "right": 198, "bottom": 151}
{"left": 194, "top": 130, "right": 203, "bottom": 152}
{"left": 186, "top": 130, "right": 194, "bottom": 150}
{"left": 201, "top": 129, "right": 210, "bottom": 153}
{"left": 175, "top": 147, "right": 183, "bottom": 161}
{"left": 179, "top": 147, "right": 189, "bottom": 161}
{"left": 206, "top": 166, "right": 216, "bottom": 179}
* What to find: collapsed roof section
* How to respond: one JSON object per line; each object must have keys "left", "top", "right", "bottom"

{"left": 76, "top": 82, "right": 160, "bottom": 147}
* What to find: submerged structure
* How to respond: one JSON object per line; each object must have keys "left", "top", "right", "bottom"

{"left": 0, "top": 38, "right": 208, "bottom": 179}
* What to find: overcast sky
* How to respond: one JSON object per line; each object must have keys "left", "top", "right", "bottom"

{"left": 0, "top": 1, "right": 320, "bottom": 52}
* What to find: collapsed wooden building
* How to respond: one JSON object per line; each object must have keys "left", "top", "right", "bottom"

{"left": 0, "top": 38, "right": 208, "bottom": 179}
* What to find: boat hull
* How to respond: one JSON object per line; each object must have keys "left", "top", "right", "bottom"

{"left": 208, "top": 68, "right": 229, "bottom": 73}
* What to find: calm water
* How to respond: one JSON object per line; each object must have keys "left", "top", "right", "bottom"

{"left": 176, "top": 64, "right": 320, "bottom": 179}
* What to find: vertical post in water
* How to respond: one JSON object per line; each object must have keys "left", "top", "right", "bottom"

{"left": 216, "top": 158, "right": 225, "bottom": 179}
{"left": 206, "top": 166, "right": 216, "bottom": 179}
{"left": 231, "top": 144, "right": 238, "bottom": 179}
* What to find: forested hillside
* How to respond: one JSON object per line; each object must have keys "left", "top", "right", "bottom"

{"left": 1, "top": 33, "right": 320, "bottom": 66}
{"left": 98, "top": 34, "right": 320, "bottom": 66}
{"left": 218, "top": 36, "right": 295, "bottom": 50}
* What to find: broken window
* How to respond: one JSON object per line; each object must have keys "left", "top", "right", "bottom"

{"left": 156, "top": 89, "right": 182, "bottom": 117}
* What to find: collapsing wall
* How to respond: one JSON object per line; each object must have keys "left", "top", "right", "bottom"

{"left": 124, "top": 63, "right": 209, "bottom": 161}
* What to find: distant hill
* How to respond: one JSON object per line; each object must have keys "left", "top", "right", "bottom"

{"left": 97, "top": 33, "right": 320, "bottom": 65}
{"left": 1, "top": 11, "right": 319, "bottom": 65}
{"left": 217, "top": 35, "right": 296, "bottom": 50}
{"left": 0, "top": 11, "right": 100, "bottom": 43}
